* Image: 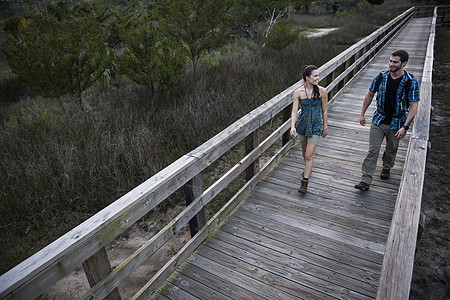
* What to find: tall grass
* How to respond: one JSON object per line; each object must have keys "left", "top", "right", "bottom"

{"left": 0, "top": 1, "right": 411, "bottom": 274}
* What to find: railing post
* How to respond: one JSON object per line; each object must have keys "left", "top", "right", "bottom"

{"left": 282, "top": 104, "right": 292, "bottom": 145}
{"left": 337, "top": 62, "right": 347, "bottom": 90}
{"left": 245, "top": 129, "right": 260, "bottom": 180}
{"left": 184, "top": 174, "right": 206, "bottom": 236}
{"left": 346, "top": 54, "right": 356, "bottom": 82}
{"left": 82, "top": 247, "right": 122, "bottom": 300}
{"left": 325, "top": 72, "right": 335, "bottom": 100}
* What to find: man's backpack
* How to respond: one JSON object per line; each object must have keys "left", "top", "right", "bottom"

{"left": 374, "top": 72, "right": 413, "bottom": 108}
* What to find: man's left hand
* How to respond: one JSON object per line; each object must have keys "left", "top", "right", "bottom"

{"left": 395, "top": 127, "right": 407, "bottom": 140}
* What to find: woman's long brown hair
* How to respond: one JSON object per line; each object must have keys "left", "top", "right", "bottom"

{"left": 302, "top": 65, "right": 320, "bottom": 98}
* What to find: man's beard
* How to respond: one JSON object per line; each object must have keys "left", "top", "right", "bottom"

{"left": 390, "top": 65, "right": 401, "bottom": 72}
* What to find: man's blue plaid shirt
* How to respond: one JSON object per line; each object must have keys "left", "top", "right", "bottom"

{"left": 369, "top": 70, "right": 420, "bottom": 130}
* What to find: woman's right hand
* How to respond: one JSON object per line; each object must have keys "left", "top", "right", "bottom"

{"left": 290, "top": 127, "right": 297, "bottom": 138}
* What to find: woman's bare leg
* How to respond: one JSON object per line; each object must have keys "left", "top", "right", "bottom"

{"left": 302, "top": 141, "right": 318, "bottom": 179}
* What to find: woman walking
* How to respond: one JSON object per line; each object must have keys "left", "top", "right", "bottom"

{"left": 290, "top": 65, "right": 328, "bottom": 194}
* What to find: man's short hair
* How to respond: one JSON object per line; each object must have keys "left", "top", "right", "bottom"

{"left": 391, "top": 49, "right": 409, "bottom": 62}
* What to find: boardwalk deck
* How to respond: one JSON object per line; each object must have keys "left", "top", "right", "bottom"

{"left": 151, "top": 17, "right": 433, "bottom": 300}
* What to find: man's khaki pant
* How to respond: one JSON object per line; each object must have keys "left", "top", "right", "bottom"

{"left": 361, "top": 123, "right": 399, "bottom": 184}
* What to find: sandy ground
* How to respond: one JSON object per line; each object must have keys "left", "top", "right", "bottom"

{"left": 306, "top": 27, "right": 339, "bottom": 38}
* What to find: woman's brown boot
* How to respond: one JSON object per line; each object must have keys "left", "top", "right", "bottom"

{"left": 298, "top": 179, "right": 308, "bottom": 194}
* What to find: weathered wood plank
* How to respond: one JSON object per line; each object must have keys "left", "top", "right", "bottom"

{"left": 266, "top": 160, "right": 401, "bottom": 202}
{"left": 249, "top": 181, "right": 392, "bottom": 231}
{"left": 376, "top": 139, "right": 428, "bottom": 299}
{"left": 260, "top": 176, "right": 395, "bottom": 217}
{"left": 220, "top": 215, "right": 383, "bottom": 275}
{"left": 198, "top": 245, "right": 336, "bottom": 300}
{"left": 245, "top": 129, "right": 260, "bottom": 180}
{"left": 157, "top": 282, "right": 200, "bottom": 300}
{"left": 240, "top": 195, "right": 388, "bottom": 249}
{"left": 150, "top": 291, "right": 170, "bottom": 300}
{"left": 188, "top": 254, "right": 301, "bottom": 300}
{"left": 211, "top": 230, "right": 379, "bottom": 297}
{"left": 167, "top": 271, "right": 230, "bottom": 300}
{"left": 177, "top": 263, "right": 262, "bottom": 300}
{"left": 82, "top": 247, "right": 122, "bottom": 300}
{"left": 184, "top": 174, "right": 206, "bottom": 236}
{"left": 203, "top": 238, "right": 373, "bottom": 299}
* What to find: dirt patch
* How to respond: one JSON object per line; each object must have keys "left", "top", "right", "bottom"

{"left": 306, "top": 28, "right": 339, "bottom": 38}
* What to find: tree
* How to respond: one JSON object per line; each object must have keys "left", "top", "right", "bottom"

{"left": 63, "top": 12, "right": 113, "bottom": 111}
{"left": 230, "top": 0, "right": 290, "bottom": 39}
{"left": 2, "top": 16, "right": 33, "bottom": 41}
{"left": 292, "top": 0, "right": 314, "bottom": 14}
{"left": 154, "top": 0, "right": 232, "bottom": 78}
{"left": 118, "top": 9, "right": 186, "bottom": 96}
{"left": 4, "top": 16, "right": 71, "bottom": 114}
{"left": 265, "top": 20, "right": 300, "bottom": 50}
{"left": 3, "top": 5, "right": 113, "bottom": 115}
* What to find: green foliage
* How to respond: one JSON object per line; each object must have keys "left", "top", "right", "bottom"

{"left": 292, "top": 0, "right": 314, "bottom": 13}
{"left": 3, "top": 107, "right": 61, "bottom": 133}
{"left": 230, "top": 0, "right": 290, "bottom": 38}
{"left": 335, "top": 8, "right": 356, "bottom": 16}
{"left": 154, "top": 0, "right": 233, "bottom": 77}
{"left": 2, "top": 4, "right": 113, "bottom": 112}
{"left": 265, "top": 21, "right": 300, "bottom": 50}
{"left": 118, "top": 16, "right": 186, "bottom": 94}
{"left": 1, "top": 16, "right": 32, "bottom": 40}
{"left": 3, "top": 17, "right": 71, "bottom": 101}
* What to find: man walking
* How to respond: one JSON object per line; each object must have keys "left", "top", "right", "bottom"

{"left": 355, "top": 49, "right": 420, "bottom": 191}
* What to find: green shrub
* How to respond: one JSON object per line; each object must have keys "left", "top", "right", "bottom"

{"left": 265, "top": 21, "right": 300, "bottom": 50}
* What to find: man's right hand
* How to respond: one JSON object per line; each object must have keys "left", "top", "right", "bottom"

{"left": 360, "top": 115, "right": 366, "bottom": 126}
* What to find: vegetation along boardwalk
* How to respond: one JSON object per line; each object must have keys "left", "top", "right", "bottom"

{"left": 150, "top": 15, "right": 434, "bottom": 300}
{"left": 0, "top": 6, "right": 440, "bottom": 300}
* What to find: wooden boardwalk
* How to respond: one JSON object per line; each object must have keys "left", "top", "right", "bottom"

{"left": 151, "top": 17, "right": 433, "bottom": 300}
{"left": 153, "top": 18, "right": 431, "bottom": 299}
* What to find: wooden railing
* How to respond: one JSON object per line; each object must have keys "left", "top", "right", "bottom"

{"left": 376, "top": 7, "right": 436, "bottom": 300}
{"left": 414, "top": 4, "right": 450, "bottom": 24}
{"left": 0, "top": 7, "right": 416, "bottom": 300}
{"left": 437, "top": 5, "right": 450, "bottom": 24}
